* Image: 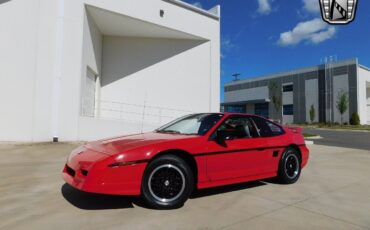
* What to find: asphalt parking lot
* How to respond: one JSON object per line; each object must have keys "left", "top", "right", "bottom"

{"left": 1, "top": 143, "right": 370, "bottom": 230}
{"left": 304, "top": 128, "right": 370, "bottom": 151}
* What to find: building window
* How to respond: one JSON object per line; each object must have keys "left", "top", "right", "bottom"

{"left": 224, "top": 105, "right": 246, "bottom": 113}
{"left": 255, "top": 103, "right": 269, "bottom": 118}
{"left": 283, "top": 104, "right": 294, "bottom": 115}
{"left": 283, "top": 84, "right": 293, "bottom": 92}
{"left": 82, "top": 68, "right": 97, "bottom": 117}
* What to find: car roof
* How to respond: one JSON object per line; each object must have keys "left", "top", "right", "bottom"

{"left": 192, "top": 112, "right": 256, "bottom": 117}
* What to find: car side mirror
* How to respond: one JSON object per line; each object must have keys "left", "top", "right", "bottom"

{"left": 212, "top": 130, "right": 228, "bottom": 146}
{"left": 216, "top": 130, "right": 227, "bottom": 140}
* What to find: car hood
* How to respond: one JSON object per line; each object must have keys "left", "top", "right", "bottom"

{"left": 85, "top": 132, "right": 196, "bottom": 155}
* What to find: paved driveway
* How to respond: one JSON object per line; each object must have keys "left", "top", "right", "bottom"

{"left": 1, "top": 143, "right": 370, "bottom": 230}
{"left": 304, "top": 128, "right": 370, "bottom": 150}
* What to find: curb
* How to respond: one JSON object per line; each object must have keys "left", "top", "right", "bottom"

{"left": 307, "top": 128, "right": 370, "bottom": 133}
{"left": 305, "top": 140, "right": 314, "bottom": 145}
{"left": 304, "top": 136, "right": 322, "bottom": 140}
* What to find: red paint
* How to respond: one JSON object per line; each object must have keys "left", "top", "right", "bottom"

{"left": 62, "top": 113, "right": 309, "bottom": 195}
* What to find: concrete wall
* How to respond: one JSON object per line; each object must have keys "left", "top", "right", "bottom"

{"left": 358, "top": 67, "right": 370, "bottom": 124}
{"left": 0, "top": 0, "right": 220, "bottom": 141}
{"left": 100, "top": 37, "right": 209, "bottom": 125}
{"left": 367, "top": 88, "right": 370, "bottom": 124}
{"left": 332, "top": 74, "right": 349, "bottom": 123}
{"left": 282, "top": 91, "right": 293, "bottom": 105}
{"left": 0, "top": 0, "right": 59, "bottom": 141}
{"left": 305, "top": 79, "right": 319, "bottom": 123}
{"left": 81, "top": 9, "right": 103, "bottom": 118}
{"left": 282, "top": 83, "right": 293, "bottom": 124}
{"left": 246, "top": 104, "right": 254, "bottom": 114}
{"left": 224, "top": 86, "right": 269, "bottom": 103}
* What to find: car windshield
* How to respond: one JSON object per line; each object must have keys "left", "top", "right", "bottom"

{"left": 156, "top": 114, "right": 224, "bottom": 136}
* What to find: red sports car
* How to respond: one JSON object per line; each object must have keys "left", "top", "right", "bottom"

{"left": 63, "top": 113, "right": 309, "bottom": 209}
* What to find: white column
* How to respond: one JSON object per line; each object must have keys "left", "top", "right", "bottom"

{"left": 51, "top": 0, "right": 65, "bottom": 141}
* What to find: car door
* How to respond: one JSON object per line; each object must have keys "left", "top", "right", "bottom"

{"left": 204, "top": 115, "right": 271, "bottom": 181}
{"left": 250, "top": 116, "right": 287, "bottom": 174}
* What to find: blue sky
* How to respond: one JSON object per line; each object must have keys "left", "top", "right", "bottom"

{"left": 182, "top": 0, "right": 370, "bottom": 102}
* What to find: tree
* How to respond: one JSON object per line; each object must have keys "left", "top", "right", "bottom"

{"left": 268, "top": 81, "right": 282, "bottom": 115}
{"left": 350, "top": 112, "right": 360, "bottom": 125}
{"left": 309, "top": 104, "right": 315, "bottom": 124}
{"left": 336, "top": 90, "right": 349, "bottom": 125}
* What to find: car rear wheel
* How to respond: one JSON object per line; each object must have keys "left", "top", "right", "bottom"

{"left": 141, "top": 155, "right": 194, "bottom": 209}
{"left": 277, "top": 147, "right": 301, "bottom": 184}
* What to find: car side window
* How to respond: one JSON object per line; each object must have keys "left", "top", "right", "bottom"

{"left": 215, "top": 116, "right": 259, "bottom": 140}
{"left": 251, "top": 116, "right": 284, "bottom": 137}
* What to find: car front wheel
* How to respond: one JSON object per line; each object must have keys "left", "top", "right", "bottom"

{"left": 277, "top": 147, "right": 301, "bottom": 184}
{"left": 141, "top": 155, "right": 194, "bottom": 209}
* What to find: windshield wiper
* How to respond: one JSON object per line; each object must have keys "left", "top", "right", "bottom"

{"left": 157, "top": 130, "right": 182, "bottom": 134}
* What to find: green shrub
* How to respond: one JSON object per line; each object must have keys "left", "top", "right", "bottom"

{"left": 350, "top": 112, "right": 360, "bottom": 125}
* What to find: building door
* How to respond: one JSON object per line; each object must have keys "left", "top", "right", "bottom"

{"left": 82, "top": 69, "right": 97, "bottom": 117}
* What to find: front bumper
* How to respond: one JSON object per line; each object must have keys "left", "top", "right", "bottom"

{"left": 62, "top": 148, "right": 148, "bottom": 196}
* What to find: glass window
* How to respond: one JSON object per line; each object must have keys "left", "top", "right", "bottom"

{"left": 214, "top": 116, "right": 259, "bottom": 140}
{"left": 156, "top": 114, "right": 224, "bottom": 136}
{"left": 224, "top": 105, "right": 246, "bottom": 113}
{"left": 283, "top": 84, "right": 293, "bottom": 92}
{"left": 283, "top": 105, "right": 294, "bottom": 115}
{"left": 255, "top": 103, "right": 269, "bottom": 118}
{"left": 251, "top": 116, "right": 284, "bottom": 137}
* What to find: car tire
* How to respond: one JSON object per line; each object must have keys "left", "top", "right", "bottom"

{"left": 277, "top": 147, "right": 301, "bottom": 184}
{"left": 141, "top": 155, "right": 194, "bottom": 209}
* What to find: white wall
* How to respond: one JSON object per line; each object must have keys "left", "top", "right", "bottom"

{"left": 358, "top": 67, "right": 370, "bottom": 124}
{"left": 333, "top": 74, "right": 349, "bottom": 123}
{"left": 282, "top": 91, "right": 293, "bottom": 105}
{"left": 82, "top": 10, "right": 102, "bottom": 79}
{"left": 367, "top": 88, "right": 370, "bottom": 124}
{"left": 0, "top": 0, "right": 58, "bottom": 141}
{"left": 224, "top": 86, "right": 269, "bottom": 103}
{"left": 305, "top": 79, "right": 319, "bottom": 123}
{"left": 81, "top": 9, "right": 103, "bottom": 117}
{"left": 0, "top": 0, "right": 220, "bottom": 141}
{"left": 99, "top": 36, "right": 210, "bottom": 124}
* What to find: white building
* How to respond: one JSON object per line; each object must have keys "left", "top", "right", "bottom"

{"left": 0, "top": 0, "right": 221, "bottom": 142}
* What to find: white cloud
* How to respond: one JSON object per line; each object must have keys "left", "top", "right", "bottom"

{"left": 222, "top": 38, "right": 234, "bottom": 50}
{"left": 257, "top": 0, "right": 272, "bottom": 15}
{"left": 278, "top": 18, "right": 336, "bottom": 46}
{"left": 221, "top": 37, "right": 235, "bottom": 59}
{"left": 303, "top": 0, "right": 320, "bottom": 14}
{"left": 190, "top": 2, "right": 203, "bottom": 9}
{"left": 310, "top": 27, "right": 336, "bottom": 44}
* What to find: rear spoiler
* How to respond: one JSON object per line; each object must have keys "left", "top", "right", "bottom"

{"left": 286, "top": 127, "right": 303, "bottom": 133}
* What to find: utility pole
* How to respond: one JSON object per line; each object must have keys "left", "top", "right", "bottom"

{"left": 232, "top": 73, "right": 241, "bottom": 81}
